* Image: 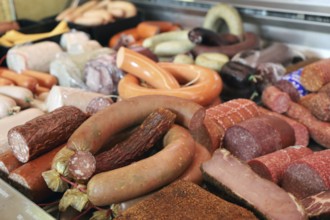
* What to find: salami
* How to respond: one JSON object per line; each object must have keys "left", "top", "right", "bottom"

{"left": 224, "top": 115, "right": 295, "bottom": 161}
{"left": 299, "top": 92, "right": 330, "bottom": 122}
{"left": 285, "top": 101, "right": 330, "bottom": 148}
{"left": 258, "top": 107, "right": 309, "bottom": 146}
{"left": 261, "top": 85, "right": 291, "bottom": 113}
{"left": 281, "top": 149, "right": 330, "bottom": 199}
{"left": 274, "top": 79, "right": 300, "bottom": 102}
{"left": 248, "top": 146, "right": 313, "bottom": 184}
{"left": 206, "top": 98, "right": 261, "bottom": 147}
{"left": 300, "top": 58, "right": 330, "bottom": 92}
{"left": 8, "top": 106, "right": 88, "bottom": 163}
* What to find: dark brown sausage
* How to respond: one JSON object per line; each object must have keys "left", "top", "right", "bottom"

{"left": 281, "top": 149, "right": 330, "bottom": 199}
{"left": 248, "top": 146, "right": 313, "bottom": 184}
{"left": 192, "top": 32, "right": 260, "bottom": 58}
{"left": 224, "top": 115, "right": 295, "bottom": 161}
{"left": 8, "top": 106, "right": 88, "bottom": 163}
{"left": 274, "top": 79, "right": 301, "bottom": 102}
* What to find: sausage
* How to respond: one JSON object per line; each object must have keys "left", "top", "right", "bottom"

{"left": 188, "top": 27, "right": 240, "bottom": 46}
{"left": 68, "top": 108, "right": 176, "bottom": 180}
{"left": 67, "top": 95, "right": 205, "bottom": 153}
{"left": 203, "top": 3, "right": 244, "bottom": 40}
{"left": 192, "top": 32, "right": 260, "bottom": 58}
{"left": 0, "top": 151, "right": 23, "bottom": 178}
{"left": 85, "top": 96, "right": 114, "bottom": 115}
{"left": 21, "top": 70, "right": 58, "bottom": 89}
{"left": 8, "top": 145, "right": 64, "bottom": 202}
{"left": 0, "top": 68, "right": 38, "bottom": 93}
{"left": 8, "top": 106, "right": 88, "bottom": 163}
{"left": 285, "top": 101, "right": 330, "bottom": 148}
{"left": 0, "top": 108, "right": 44, "bottom": 154}
{"left": 299, "top": 92, "right": 330, "bottom": 122}
{"left": 248, "top": 145, "right": 313, "bottom": 184}
{"left": 116, "top": 47, "right": 180, "bottom": 89}
{"left": 0, "top": 77, "right": 14, "bottom": 86}
{"left": 109, "top": 28, "right": 140, "bottom": 48}
{"left": 224, "top": 115, "right": 295, "bottom": 161}
{"left": 261, "top": 85, "right": 291, "bottom": 113}
{"left": 281, "top": 68, "right": 309, "bottom": 97}
{"left": 87, "top": 125, "right": 195, "bottom": 206}
{"left": 118, "top": 62, "right": 223, "bottom": 106}
{"left": 285, "top": 57, "right": 320, "bottom": 74}
{"left": 178, "top": 142, "right": 212, "bottom": 185}
{"left": 195, "top": 52, "right": 229, "bottom": 72}
{"left": 281, "top": 149, "right": 330, "bottom": 199}
{"left": 0, "top": 85, "right": 34, "bottom": 109}
{"left": 219, "top": 61, "right": 257, "bottom": 88}
{"left": 136, "top": 21, "right": 180, "bottom": 39}
{"left": 258, "top": 107, "right": 310, "bottom": 146}
{"left": 300, "top": 58, "right": 330, "bottom": 92}
{"left": 274, "top": 79, "right": 301, "bottom": 102}
{"left": 191, "top": 115, "right": 222, "bottom": 153}
{"left": 206, "top": 98, "right": 261, "bottom": 147}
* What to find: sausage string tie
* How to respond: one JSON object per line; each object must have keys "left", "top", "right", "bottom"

{"left": 60, "top": 175, "right": 87, "bottom": 193}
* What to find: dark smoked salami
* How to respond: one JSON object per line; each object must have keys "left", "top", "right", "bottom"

{"left": 281, "top": 149, "right": 330, "bottom": 199}
{"left": 223, "top": 115, "right": 295, "bottom": 161}
{"left": 8, "top": 106, "right": 88, "bottom": 163}
{"left": 248, "top": 146, "right": 313, "bottom": 184}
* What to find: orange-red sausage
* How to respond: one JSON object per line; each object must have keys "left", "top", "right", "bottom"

{"left": 116, "top": 47, "right": 180, "bottom": 89}
{"left": 0, "top": 68, "right": 38, "bottom": 92}
{"left": 22, "top": 70, "right": 57, "bottom": 89}
{"left": 0, "top": 77, "right": 14, "bottom": 86}
{"left": 109, "top": 28, "right": 140, "bottom": 48}
{"left": 87, "top": 125, "right": 195, "bottom": 206}
{"left": 136, "top": 21, "right": 181, "bottom": 39}
{"left": 118, "top": 62, "right": 223, "bottom": 106}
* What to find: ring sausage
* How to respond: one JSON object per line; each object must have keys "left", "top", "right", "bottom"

{"left": 67, "top": 95, "right": 205, "bottom": 153}
{"left": 87, "top": 125, "right": 195, "bottom": 206}
{"left": 118, "top": 62, "right": 223, "bottom": 106}
{"left": 116, "top": 47, "right": 180, "bottom": 89}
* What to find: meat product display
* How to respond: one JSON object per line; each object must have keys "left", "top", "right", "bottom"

{"left": 206, "top": 98, "right": 261, "bottom": 147}
{"left": 301, "top": 190, "right": 330, "bottom": 219}
{"left": 8, "top": 106, "right": 88, "bottom": 163}
{"left": 248, "top": 146, "right": 313, "bottom": 184}
{"left": 281, "top": 149, "right": 330, "bottom": 199}
{"left": 115, "top": 180, "right": 258, "bottom": 220}
{"left": 201, "top": 148, "right": 307, "bottom": 220}
{"left": 223, "top": 115, "right": 295, "bottom": 161}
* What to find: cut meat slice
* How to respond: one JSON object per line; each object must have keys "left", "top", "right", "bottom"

{"left": 201, "top": 148, "right": 307, "bottom": 220}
